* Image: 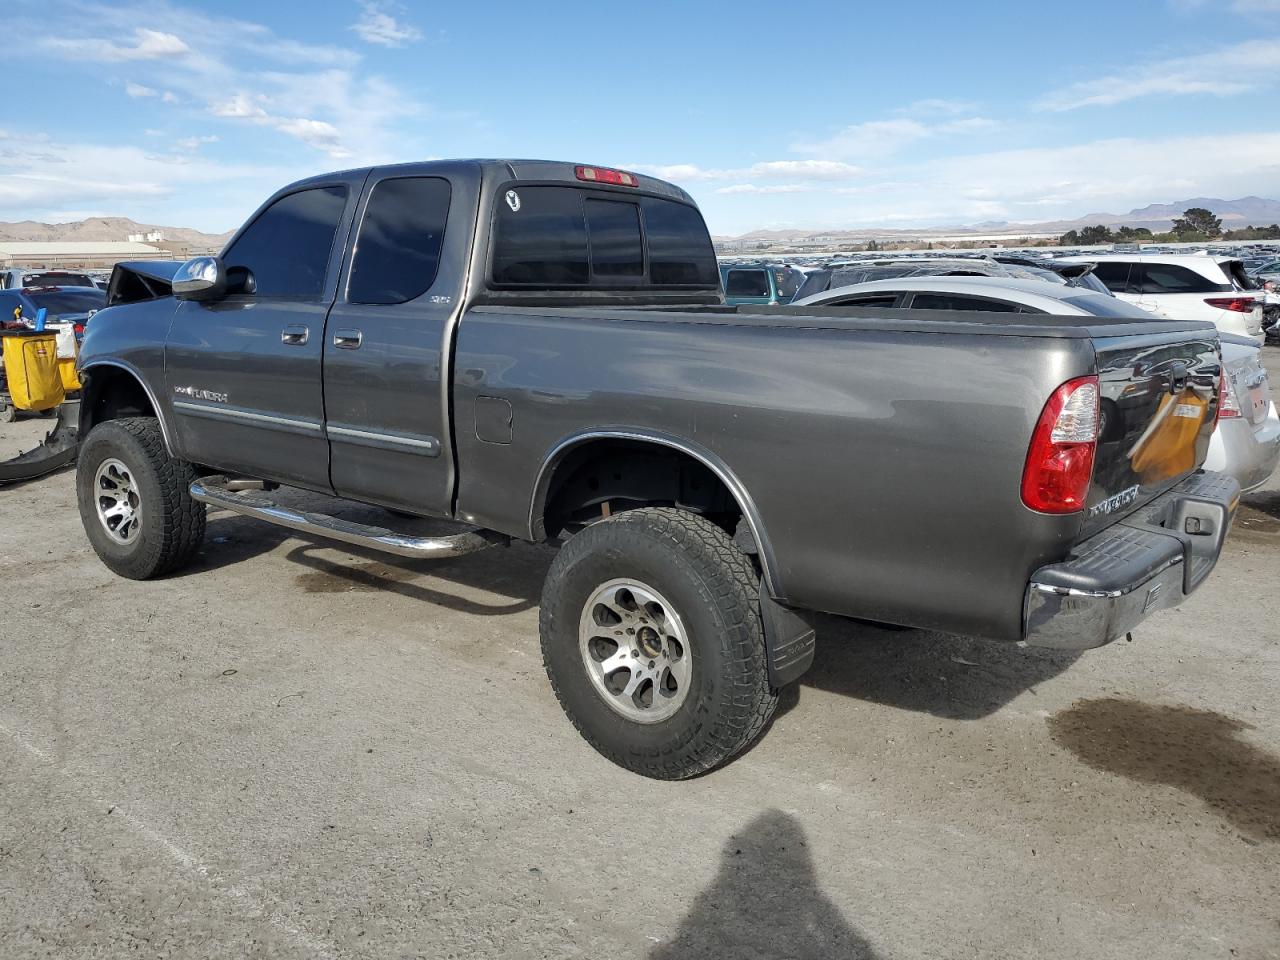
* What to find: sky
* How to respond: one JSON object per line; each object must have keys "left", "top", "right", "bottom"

{"left": 5, "top": 0, "right": 1280, "bottom": 236}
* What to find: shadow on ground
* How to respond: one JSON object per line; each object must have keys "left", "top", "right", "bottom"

{"left": 189, "top": 492, "right": 1080, "bottom": 721}
{"left": 650, "top": 810, "right": 879, "bottom": 960}
{"left": 1048, "top": 697, "right": 1280, "bottom": 842}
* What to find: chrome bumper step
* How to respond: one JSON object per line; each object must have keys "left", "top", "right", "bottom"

{"left": 189, "top": 475, "right": 508, "bottom": 559}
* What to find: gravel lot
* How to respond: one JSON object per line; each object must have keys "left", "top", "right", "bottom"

{"left": 2, "top": 353, "right": 1278, "bottom": 959}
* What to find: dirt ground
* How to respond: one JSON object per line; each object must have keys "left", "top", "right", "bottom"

{"left": 1, "top": 355, "right": 1278, "bottom": 960}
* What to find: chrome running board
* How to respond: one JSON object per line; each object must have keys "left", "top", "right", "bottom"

{"left": 189, "top": 474, "right": 508, "bottom": 559}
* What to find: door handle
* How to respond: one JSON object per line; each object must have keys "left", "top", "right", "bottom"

{"left": 281, "top": 324, "right": 309, "bottom": 346}
{"left": 333, "top": 328, "right": 363, "bottom": 349}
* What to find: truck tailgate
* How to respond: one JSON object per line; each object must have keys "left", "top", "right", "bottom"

{"left": 1086, "top": 330, "right": 1221, "bottom": 537}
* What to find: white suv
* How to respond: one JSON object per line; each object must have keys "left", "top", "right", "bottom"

{"left": 1059, "top": 254, "right": 1264, "bottom": 343}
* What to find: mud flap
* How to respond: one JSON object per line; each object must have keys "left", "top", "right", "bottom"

{"left": 0, "top": 400, "right": 80, "bottom": 485}
{"left": 759, "top": 583, "right": 817, "bottom": 689}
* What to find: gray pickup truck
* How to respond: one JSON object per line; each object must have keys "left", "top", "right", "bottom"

{"left": 75, "top": 159, "right": 1240, "bottom": 779}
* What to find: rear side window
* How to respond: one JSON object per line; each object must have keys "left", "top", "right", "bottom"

{"left": 909, "top": 292, "right": 1018, "bottom": 312}
{"left": 1089, "top": 262, "right": 1133, "bottom": 293}
{"left": 725, "top": 270, "right": 770, "bottom": 297}
{"left": 585, "top": 199, "right": 643, "bottom": 278}
{"left": 224, "top": 186, "right": 348, "bottom": 298}
{"left": 348, "top": 177, "right": 452, "bottom": 304}
{"left": 1137, "top": 263, "right": 1229, "bottom": 295}
{"left": 490, "top": 186, "right": 717, "bottom": 288}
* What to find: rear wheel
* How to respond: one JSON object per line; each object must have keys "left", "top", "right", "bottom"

{"left": 540, "top": 507, "right": 776, "bottom": 779}
{"left": 76, "top": 417, "right": 206, "bottom": 579}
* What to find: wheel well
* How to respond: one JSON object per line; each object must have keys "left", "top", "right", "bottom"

{"left": 540, "top": 439, "right": 750, "bottom": 545}
{"left": 83, "top": 366, "right": 157, "bottom": 433}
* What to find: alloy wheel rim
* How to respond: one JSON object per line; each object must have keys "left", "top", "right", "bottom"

{"left": 578, "top": 578, "right": 692, "bottom": 724}
{"left": 94, "top": 458, "right": 142, "bottom": 545}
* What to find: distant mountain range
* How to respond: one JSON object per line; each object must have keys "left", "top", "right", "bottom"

{"left": 0, "top": 216, "right": 232, "bottom": 248}
{"left": 6, "top": 198, "right": 1279, "bottom": 249}
{"left": 717, "top": 196, "right": 1280, "bottom": 242}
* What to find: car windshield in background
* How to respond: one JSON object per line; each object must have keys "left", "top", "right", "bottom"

{"left": 24, "top": 272, "right": 95, "bottom": 287}
{"left": 1060, "top": 295, "right": 1155, "bottom": 318}
{"left": 27, "top": 289, "right": 106, "bottom": 315}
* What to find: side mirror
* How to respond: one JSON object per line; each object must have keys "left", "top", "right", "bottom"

{"left": 173, "top": 256, "right": 227, "bottom": 301}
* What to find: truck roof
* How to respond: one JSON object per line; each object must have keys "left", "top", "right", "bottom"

{"left": 287, "top": 158, "right": 696, "bottom": 205}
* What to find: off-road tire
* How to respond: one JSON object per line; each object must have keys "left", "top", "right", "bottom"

{"left": 540, "top": 507, "right": 777, "bottom": 779}
{"left": 77, "top": 417, "right": 206, "bottom": 579}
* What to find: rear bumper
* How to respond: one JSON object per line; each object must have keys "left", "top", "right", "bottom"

{"left": 1022, "top": 471, "right": 1240, "bottom": 650}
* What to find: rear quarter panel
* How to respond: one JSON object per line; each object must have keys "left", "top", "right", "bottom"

{"left": 453, "top": 308, "right": 1092, "bottom": 640}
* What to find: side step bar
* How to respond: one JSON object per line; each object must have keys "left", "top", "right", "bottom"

{"left": 189, "top": 474, "right": 509, "bottom": 559}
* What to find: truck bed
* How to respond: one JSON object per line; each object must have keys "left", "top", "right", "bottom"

{"left": 452, "top": 304, "right": 1221, "bottom": 640}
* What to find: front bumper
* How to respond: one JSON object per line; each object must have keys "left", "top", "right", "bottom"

{"left": 1023, "top": 472, "right": 1240, "bottom": 651}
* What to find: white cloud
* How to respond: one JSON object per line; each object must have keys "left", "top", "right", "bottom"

{"left": 351, "top": 1, "right": 422, "bottom": 46}
{"left": 1036, "top": 38, "right": 1280, "bottom": 110}
{"left": 896, "top": 98, "right": 977, "bottom": 116}
{"left": 715, "top": 184, "right": 811, "bottom": 195}
{"left": 748, "top": 160, "right": 863, "bottom": 179}
{"left": 0, "top": 128, "right": 290, "bottom": 228}
{"left": 44, "top": 28, "right": 190, "bottom": 62}
{"left": 633, "top": 159, "right": 863, "bottom": 183}
{"left": 125, "top": 82, "right": 157, "bottom": 98}
{"left": 790, "top": 114, "right": 998, "bottom": 162}
{"left": 175, "top": 135, "right": 219, "bottom": 151}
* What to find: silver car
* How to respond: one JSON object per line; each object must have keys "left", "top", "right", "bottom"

{"left": 796, "top": 276, "right": 1280, "bottom": 492}
{"left": 1205, "top": 335, "right": 1280, "bottom": 492}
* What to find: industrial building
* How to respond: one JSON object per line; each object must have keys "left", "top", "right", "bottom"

{"left": 0, "top": 240, "right": 173, "bottom": 270}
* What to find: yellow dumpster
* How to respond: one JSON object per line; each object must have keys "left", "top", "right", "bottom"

{"left": 1, "top": 331, "right": 65, "bottom": 411}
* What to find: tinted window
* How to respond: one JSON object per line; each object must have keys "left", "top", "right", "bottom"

{"left": 1062, "top": 295, "right": 1156, "bottom": 318}
{"left": 641, "top": 197, "right": 718, "bottom": 286}
{"left": 825, "top": 294, "right": 899, "bottom": 308}
{"left": 24, "top": 272, "right": 95, "bottom": 287}
{"left": 224, "top": 185, "right": 348, "bottom": 298}
{"left": 1089, "top": 261, "right": 1132, "bottom": 293}
{"left": 774, "top": 268, "right": 802, "bottom": 301}
{"left": 492, "top": 187, "right": 589, "bottom": 286}
{"left": 26, "top": 289, "right": 105, "bottom": 314}
{"left": 348, "top": 177, "right": 451, "bottom": 304}
{"left": 1138, "top": 263, "right": 1228, "bottom": 295}
{"left": 585, "top": 199, "right": 643, "bottom": 279}
{"left": 490, "top": 187, "right": 717, "bottom": 288}
{"left": 909, "top": 293, "right": 1018, "bottom": 312}
{"left": 726, "top": 270, "right": 770, "bottom": 297}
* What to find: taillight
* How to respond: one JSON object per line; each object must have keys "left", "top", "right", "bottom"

{"left": 574, "top": 165, "right": 639, "bottom": 187}
{"left": 1204, "top": 297, "right": 1258, "bottom": 313}
{"left": 1218, "top": 367, "right": 1242, "bottom": 419}
{"left": 1021, "top": 376, "right": 1099, "bottom": 514}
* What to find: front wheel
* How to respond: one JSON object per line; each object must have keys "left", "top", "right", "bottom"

{"left": 539, "top": 507, "right": 777, "bottom": 779}
{"left": 76, "top": 417, "right": 206, "bottom": 579}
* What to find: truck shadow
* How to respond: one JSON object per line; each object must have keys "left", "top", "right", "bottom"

{"left": 650, "top": 809, "right": 880, "bottom": 960}
{"left": 785, "top": 615, "right": 1080, "bottom": 722}
{"left": 191, "top": 511, "right": 1078, "bottom": 720}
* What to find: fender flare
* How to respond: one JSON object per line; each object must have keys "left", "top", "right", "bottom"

{"left": 529, "top": 427, "right": 786, "bottom": 602}
{"left": 79, "top": 359, "right": 177, "bottom": 457}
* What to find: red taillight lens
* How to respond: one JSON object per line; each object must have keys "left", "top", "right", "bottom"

{"left": 1021, "top": 376, "right": 1099, "bottom": 514}
{"left": 1204, "top": 297, "right": 1258, "bottom": 313}
{"left": 575, "top": 165, "right": 639, "bottom": 187}
{"left": 1218, "top": 366, "right": 1242, "bottom": 419}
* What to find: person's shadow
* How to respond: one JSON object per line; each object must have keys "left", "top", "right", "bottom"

{"left": 650, "top": 810, "right": 881, "bottom": 960}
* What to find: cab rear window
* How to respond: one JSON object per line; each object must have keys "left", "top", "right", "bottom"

{"left": 490, "top": 186, "right": 717, "bottom": 288}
